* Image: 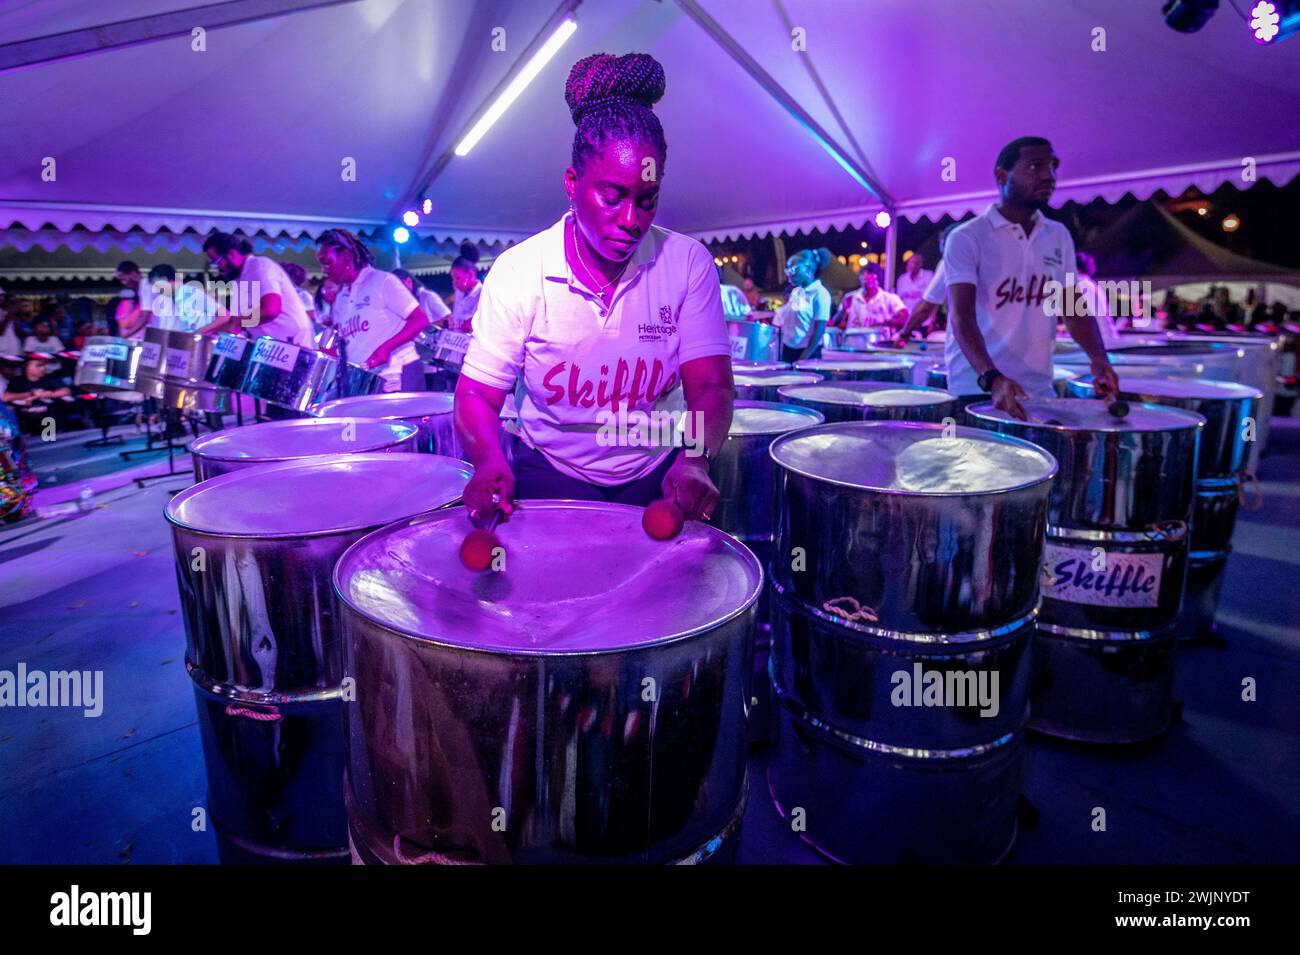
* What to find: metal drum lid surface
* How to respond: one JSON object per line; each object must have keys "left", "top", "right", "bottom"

{"left": 971, "top": 398, "right": 1204, "bottom": 433}
{"left": 730, "top": 401, "right": 823, "bottom": 435}
{"left": 733, "top": 370, "right": 821, "bottom": 390}
{"left": 315, "top": 391, "right": 455, "bottom": 420}
{"left": 793, "top": 359, "right": 912, "bottom": 373}
{"left": 334, "top": 501, "right": 763, "bottom": 654}
{"left": 188, "top": 417, "right": 417, "bottom": 464}
{"left": 1072, "top": 376, "right": 1261, "bottom": 403}
{"left": 779, "top": 382, "right": 952, "bottom": 409}
{"left": 167, "top": 453, "right": 470, "bottom": 538}
{"left": 769, "top": 421, "right": 1056, "bottom": 494}
{"left": 732, "top": 361, "right": 790, "bottom": 372}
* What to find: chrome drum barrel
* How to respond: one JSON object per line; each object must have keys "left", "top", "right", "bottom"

{"left": 713, "top": 402, "right": 824, "bottom": 743}
{"left": 777, "top": 381, "right": 956, "bottom": 424}
{"left": 188, "top": 417, "right": 418, "bottom": 482}
{"left": 968, "top": 399, "right": 1203, "bottom": 742}
{"left": 315, "top": 391, "right": 459, "bottom": 458}
{"left": 335, "top": 501, "right": 762, "bottom": 864}
{"left": 165, "top": 454, "right": 470, "bottom": 863}
{"left": 1066, "top": 376, "right": 1261, "bottom": 641}
{"left": 767, "top": 421, "right": 1057, "bottom": 863}
{"left": 74, "top": 336, "right": 141, "bottom": 391}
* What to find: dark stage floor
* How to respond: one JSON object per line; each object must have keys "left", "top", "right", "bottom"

{"left": 2, "top": 418, "right": 1298, "bottom": 865}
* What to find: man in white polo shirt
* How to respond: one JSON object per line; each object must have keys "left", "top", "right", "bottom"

{"left": 198, "top": 233, "right": 315, "bottom": 348}
{"left": 836, "top": 261, "right": 908, "bottom": 333}
{"left": 894, "top": 252, "right": 934, "bottom": 316}
{"left": 945, "top": 137, "right": 1117, "bottom": 417}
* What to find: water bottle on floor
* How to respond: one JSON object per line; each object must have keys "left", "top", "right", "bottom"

{"left": 78, "top": 485, "right": 95, "bottom": 512}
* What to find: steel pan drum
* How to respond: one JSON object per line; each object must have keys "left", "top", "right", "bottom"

{"left": 1067, "top": 376, "right": 1261, "bottom": 642}
{"left": 777, "top": 381, "right": 957, "bottom": 424}
{"left": 713, "top": 402, "right": 825, "bottom": 743}
{"left": 74, "top": 336, "right": 141, "bottom": 391}
{"left": 791, "top": 358, "right": 912, "bottom": 383}
{"left": 968, "top": 399, "right": 1203, "bottom": 743}
{"left": 727, "top": 319, "right": 780, "bottom": 363}
{"left": 767, "top": 421, "right": 1057, "bottom": 863}
{"left": 335, "top": 500, "right": 762, "bottom": 865}
{"left": 156, "top": 330, "right": 231, "bottom": 413}
{"left": 315, "top": 391, "right": 459, "bottom": 457}
{"left": 833, "top": 338, "right": 946, "bottom": 386}
{"left": 733, "top": 360, "right": 791, "bottom": 373}
{"left": 166, "top": 453, "right": 471, "bottom": 863}
{"left": 733, "top": 370, "right": 822, "bottom": 403}
{"left": 241, "top": 336, "right": 384, "bottom": 411}
{"left": 134, "top": 326, "right": 170, "bottom": 398}
{"left": 205, "top": 333, "right": 253, "bottom": 390}
{"left": 188, "top": 417, "right": 419, "bottom": 482}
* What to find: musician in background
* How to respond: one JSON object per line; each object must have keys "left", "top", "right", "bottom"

{"left": 448, "top": 248, "right": 483, "bottom": 334}
{"left": 394, "top": 268, "right": 452, "bottom": 328}
{"left": 836, "top": 261, "right": 908, "bottom": 333}
{"left": 198, "top": 233, "right": 315, "bottom": 347}
{"left": 316, "top": 229, "right": 429, "bottom": 392}
{"left": 146, "top": 264, "right": 222, "bottom": 333}
{"left": 113, "top": 261, "right": 152, "bottom": 341}
{"left": 280, "top": 262, "right": 318, "bottom": 322}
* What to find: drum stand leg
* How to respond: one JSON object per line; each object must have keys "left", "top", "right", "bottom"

{"left": 133, "top": 408, "right": 190, "bottom": 489}
{"left": 83, "top": 396, "right": 124, "bottom": 448}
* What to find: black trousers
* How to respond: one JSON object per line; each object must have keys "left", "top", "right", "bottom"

{"left": 511, "top": 439, "right": 681, "bottom": 508}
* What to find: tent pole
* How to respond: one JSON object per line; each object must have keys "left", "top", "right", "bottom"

{"left": 672, "top": 0, "right": 894, "bottom": 210}
{"left": 884, "top": 223, "right": 898, "bottom": 293}
{"left": 0, "top": 0, "right": 361, "bottom": 75}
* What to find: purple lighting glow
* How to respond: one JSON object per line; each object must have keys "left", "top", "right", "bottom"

{"left": 1251, "top": 1, "right": 1281, "bottom": 41}
{"left": 875, "top": 211, "right": 892, "bottom": 229}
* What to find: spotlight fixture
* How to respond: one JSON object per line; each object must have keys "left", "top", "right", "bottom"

{"left": 1246, "top": 1, "right": 1300, "bottom": 43}
{"left": 1162, "top": 0, "right": 1219, "bottom": 33}
{"left": 421, "top": 197, "right": 433, "bottom": 215}
{"left": 392, "top": 226, "right": 411, "bottom": 244}
{"left": 874, "top": 211, "right": 892, "bottom": 229}
{"left": 402, "top": 210, "right": 420, "bottom": 227}
{"left": 1221, "top": 214, "right": 1241, "bottom": 232}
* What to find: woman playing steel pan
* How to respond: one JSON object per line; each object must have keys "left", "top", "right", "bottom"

{"left": 454, "top": 52, "right": 733, "bottom": 525}
{"left": 315, "top": 229, "right": 430, "bottom": 392}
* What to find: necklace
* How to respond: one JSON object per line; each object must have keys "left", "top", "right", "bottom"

{"left": 569, "top": 217, "right": 627, "bottom": 300}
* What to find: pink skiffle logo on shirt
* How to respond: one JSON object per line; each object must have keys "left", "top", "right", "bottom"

{"left": 541, "top": 357, "right": 680, "bottom": 412}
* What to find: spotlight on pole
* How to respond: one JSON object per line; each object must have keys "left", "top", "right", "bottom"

{"left": 402, "top": 210, "right": 420, "bottom": 227}
{"left": 421, "top": 197, "right": 433, "bottom": 215}
{"left": 1162, "top": 0, "right": 1219, "bottom": 32}
{"left": 875, "top": 211, "right": 892, "bottom": 229}
{"left": 392, "top": 226, "right": 411, "bottom": 244}
{"left": 1246, "top": 1, "right": 1300, "bottom": 42}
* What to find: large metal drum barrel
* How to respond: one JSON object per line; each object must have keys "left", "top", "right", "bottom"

{"left": 777, "top": 381, "right": 956, "bottom": 423}
{"left": 335, "top": 500, "right": 762, "bottom": 864}
{"left": 732, "top": 360, "right": 791, "bottom": 373}
{"left": 733, "top": 369, "right": 822, "bottom": 403}
{"left": 74, "top": 336, "right": 142, "bottom": 391}
{"left": 134, "top": 326, "right": 171, "bottom": 398}
{"left": 188, "top": 417, "right": 418, "bottom": 482}
{"left": 713, "top": 402, "right": 824, "bottom": 743}
{"left": 1066, "top": 376, "right": 1262, "bottom": 641}
{"left": 968, "top": 399, "right": 1203, "bottom": 743}
{"left": 165, "top": 453, "right": 471, "bottom": 863}
{"left": 159, "top": 330, "right": 231, "bottom": 414}
{"left": 791, "top": 358, "right": 912, "bottom": 383}
{"left": 315, "top": 392, "right": 459, "bottom": 457}
{"left": 767, "top": 421, "right": 1057, "bottom": 863}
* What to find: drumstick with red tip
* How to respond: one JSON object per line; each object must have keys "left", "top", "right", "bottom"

{"left": 460, "top": 505, "right": 505, "bottom": 572}
{"left": 642, "top": 498, "right": 685, "bottom": 541}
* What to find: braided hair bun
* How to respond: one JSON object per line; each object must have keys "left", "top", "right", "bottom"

{"left": 813, "top": 247, "right": 832, "bottom": 271}
{"left": 565, "top": 53, "right": 668, "bottom": 173}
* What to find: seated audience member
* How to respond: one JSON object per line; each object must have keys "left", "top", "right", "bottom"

{"left": 23, "top": 318, "right": 65, "bottom": 354}
{"left": 742, "top": 276, "right": 761, "bottom": 309}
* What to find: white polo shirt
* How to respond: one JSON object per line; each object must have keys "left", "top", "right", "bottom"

{"left": 943, "top": 203, "right": 1077, "bottom": 398}
{"left": 921, "top": 261, "right": 946, "bottom": 306}
{"left": 778, "top": 280, "right": 831, "bottom": 349}
{"left": 461, "top": 214, "right": 731, "bottom": 485}
{"left": 451, "top": 282, "right": 482, "bottom": 334}
{"left": 239, "top": 255, "right": 314, "bottom": 348}
{"left": 331, "top": 265, "right": 421, "bottom": 379}
{"left": 418, "top": 287, "right": 451, "bottom": 325}
{"left": 840, "top": 287, "right": 907, "bottom": 330}
{"left": 896, "top": 265, "right": 934, "bottom": 312}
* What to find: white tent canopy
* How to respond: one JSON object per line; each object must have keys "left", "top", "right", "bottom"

{"left": 2, "top": 0, "right": 1298, "bottom": 248}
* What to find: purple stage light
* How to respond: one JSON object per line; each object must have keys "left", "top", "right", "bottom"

{"left": 402, "top": 210, "right": 420, "bottom": 227}
{"left": 392, "top": 226, "right": 411, "bottom": 244}
{"left": 875, "top": 211, "right": 892, "bottom": 229}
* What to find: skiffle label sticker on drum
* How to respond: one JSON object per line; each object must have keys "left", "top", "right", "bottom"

{"left": 250, "top": 338, "right": 300, "bottom": 371}
{"left": 436, "top": 331, "right": 471, "bottom": 358}
{"left": 1043, "top": 542, "right": 1163, "bottom": 608}
{"left": 213, "top": 336, "right": 246, "bottom": 360}
{"left": 165, "top": 348, "right": 190, "bottom": 377}
{"left": 729, "top": 336, "right": 748, "bottom": 360}
{"left": 83, "top": 343, "right": 128, "bottom": 361}
{"left": 139, "top": 342, "right": 162, "bottom": 367}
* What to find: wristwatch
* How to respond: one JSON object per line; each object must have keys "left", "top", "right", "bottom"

{"left": 977, "top": 368, "right": 1004, "bottom": 393}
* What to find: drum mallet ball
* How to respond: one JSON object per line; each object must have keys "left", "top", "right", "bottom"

{"left": 643, "top": 498, "right": 685, "bottom": 541}
{"left": 461, "top": 508, "right": 504, "bottom": 572}
{"left": 1104, "top": 393, "right": 1130, "bottom": 418}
